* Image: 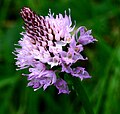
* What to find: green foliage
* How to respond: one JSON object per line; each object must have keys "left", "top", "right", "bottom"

{"left": 0, "top": 0, "right": 120, "bottom": 114}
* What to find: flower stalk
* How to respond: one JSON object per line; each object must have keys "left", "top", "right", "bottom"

{"left": 70, "top": 76, "right": 94, "bottom": 114}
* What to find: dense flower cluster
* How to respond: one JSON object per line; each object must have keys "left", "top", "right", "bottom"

{"left": 14, "top": 7, "right": 96, "bottom": 94}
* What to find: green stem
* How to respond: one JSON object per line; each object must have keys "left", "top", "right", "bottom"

{"left": 70, "top": 76, "right": 94, "bottom": 114}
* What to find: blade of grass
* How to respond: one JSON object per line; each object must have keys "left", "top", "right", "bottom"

{"left": 94, "top": 47, "right": 118, "bottom": 114}
{"left": 0, "top": 76, "right": 19, "bottom": 88}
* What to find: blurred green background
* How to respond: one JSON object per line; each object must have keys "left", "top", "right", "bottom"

{"left": 0, "top": 0, "right": 120, "bottom": 114}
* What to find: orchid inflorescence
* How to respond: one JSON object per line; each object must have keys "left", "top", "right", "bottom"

{"left": 14, "top": 7, "right": 96, "bottom": 94}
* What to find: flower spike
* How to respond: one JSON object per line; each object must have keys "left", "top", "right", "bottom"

{"left": 14, "top": 7, "right": 97, "bottom": 94}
